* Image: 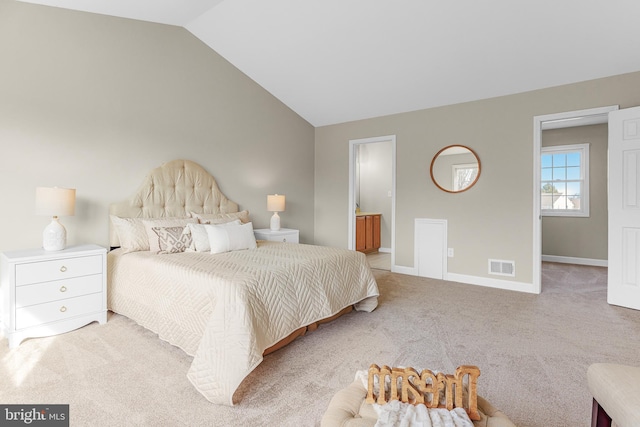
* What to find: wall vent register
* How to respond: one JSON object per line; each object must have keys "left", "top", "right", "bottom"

{"left": 489, "top": 259, "right": 515, "bottom": 277}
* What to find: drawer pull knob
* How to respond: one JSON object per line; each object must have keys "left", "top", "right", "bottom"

{"left": 60, "top": 266, "right": 67, "bottom": 273}
{"left": 283, "top": 238, "right": 287, "bottom": 242}
{"left": 60, "top": 306, "right": 67, "bottom": 313}
{"left": 60, "top": 286, "right": 67, "bottom": 292}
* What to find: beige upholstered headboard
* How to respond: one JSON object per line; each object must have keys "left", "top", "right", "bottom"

{"left": 109, "top": 159, "right": 239, "bottom": 247}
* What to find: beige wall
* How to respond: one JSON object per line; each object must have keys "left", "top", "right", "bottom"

{"left": 0, "top": 0, "right": 314, "bottom": 253}
{"left": 541, "top": 124, "right": 608, "bottom": 260}
{"left": 315, "top": 72, "right": 640, "bottom": 286}
{"left": 4, "top": 0, "right": 638, "bottom": 287}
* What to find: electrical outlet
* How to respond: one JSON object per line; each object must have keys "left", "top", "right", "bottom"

{"left": 448, "top": 248, "right": 454, "bottom": 257}
{"left": 387, "top": 190, "right": 392, "bottom": 197}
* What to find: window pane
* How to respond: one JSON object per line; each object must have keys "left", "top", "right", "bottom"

{"left": 567, "top": 181, "right": 581, "bottom": 196}
{"left": 556, "top": 182, "right": 567, "bottom": 195}
{"left": 567, "top": 166, "right": 580, "bottom": 180}
{"left": 541, "top": 155, "right": 553, "bottom": 168}
{"left": 566, "top": 152, "right": 581, "bottom": 167}
{"left": 541, "top": 193, "right": 553, "bottom": 209}
{"left": 553, "top": 194, "right": 566, "bottom": 209}
{"left": 553, "top": 153, "right": 566, "bottom": 167}
{"left": 552, "top": 167, "right": 566, "bottom": 180}
{"left": 541, "top": 168, "right": 552, "bottom": 180}
{"left": 542, "top": 182, "right": 554, "bottom": 193}
{"left": 568, "top": 195, "right": 580, "bottom": 210}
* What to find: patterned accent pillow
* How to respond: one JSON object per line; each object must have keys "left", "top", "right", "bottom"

{"left": 151, "top": 226, "right": 193, "bottom": 254}
{"left": 142, "top": 217, "right": 197, "bottom": 253}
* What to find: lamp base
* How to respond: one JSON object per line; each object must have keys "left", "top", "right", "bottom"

{"left": 270, "top": 212, "right": 281, "bottom": 231}
{"left": 43, "top": 217, "right": 67, "bottom": 251}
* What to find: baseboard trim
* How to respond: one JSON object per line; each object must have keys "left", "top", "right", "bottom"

{"left": 446, "top": 273, "right": 538, "bottom": 294}
{"left": 389, "top": 265, "right": 537, "bottom": 294}
{"left": 379, "top": 247, "right": 391, "bottom": 253}
{"left": 391, "top": 265, "right": 417, "bottom": 275}
{"left": 541, "top": 255, "right": 608, "bottom": 267}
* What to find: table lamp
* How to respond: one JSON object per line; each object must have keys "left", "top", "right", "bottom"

{"left": 36, "top": 186, "right": 76, "bottom": 251}
{"left": 267, "top": 194, "right": 285, "bottom": 231}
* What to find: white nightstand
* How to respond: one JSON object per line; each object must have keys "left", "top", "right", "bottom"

{"left": 254, "top": 228, "right": 300, "bottom": 243}
{"left": 1, "top": 244, "right": 107, "bottom": 348}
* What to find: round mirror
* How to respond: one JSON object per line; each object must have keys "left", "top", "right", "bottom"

{"left": 430, "top": 145, "right": 481, "bottom": 193}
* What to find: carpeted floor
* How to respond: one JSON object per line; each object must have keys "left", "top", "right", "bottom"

{"left": 1, "top": 263, "right": 638, "bottom": 426}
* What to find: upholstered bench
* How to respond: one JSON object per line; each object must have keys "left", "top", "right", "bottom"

{"left": 321, "top": 379, "right": 516, "bottom": 427}
{"left": 588, "top": 363, "right": 640, "bottom": 427}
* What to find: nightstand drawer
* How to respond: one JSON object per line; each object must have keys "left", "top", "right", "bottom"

{"left": 15, "top": 254, "right": 103, "bottom": 286}
{"left": 15, "top": 274, "right": 103, "bottom": 308}
{"left": 271, "top": 235, "right": 297, "bottom": 243}
{"left": 253, "top": 228, "right": 299, "bottom": 243}
{"left": 16, "top": 292, "right": 103, "bottom": 330}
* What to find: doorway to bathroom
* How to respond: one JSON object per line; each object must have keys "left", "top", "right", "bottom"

{"left": 348, "top": 135, "right": 396, "bottom": 271}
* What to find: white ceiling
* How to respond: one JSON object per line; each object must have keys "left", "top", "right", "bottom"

{"left": 19, "top": 0, "right": 640, "bottom": 126}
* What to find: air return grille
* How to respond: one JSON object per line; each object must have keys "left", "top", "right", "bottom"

{"left": 488, "top": 259, "right": 515, "bottom": 277}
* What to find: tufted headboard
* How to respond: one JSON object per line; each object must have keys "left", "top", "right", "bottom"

{"left": 109, "top": 159, "right": 239, "bottom": 248}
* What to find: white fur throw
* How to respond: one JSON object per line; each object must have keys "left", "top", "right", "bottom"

{"left": 373, "top": 402, "right": 473, "bottom": 427}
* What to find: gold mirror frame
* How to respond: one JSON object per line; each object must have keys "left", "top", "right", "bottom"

{"left": 430, "top": 145, "right": 481, "bottom": 193}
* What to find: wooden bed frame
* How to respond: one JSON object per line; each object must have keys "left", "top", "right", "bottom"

{"left": 263, "top": 306, "right": 353, "bottom": 355}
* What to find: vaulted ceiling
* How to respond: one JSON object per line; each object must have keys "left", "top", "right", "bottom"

{"left": 18, "top": 0, "right": 640, "bottom": 126}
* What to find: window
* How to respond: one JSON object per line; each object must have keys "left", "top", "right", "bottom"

{"left": 541, "top": 143, "right": 589, "bottom": 217}
{"left": 452, "top": 163, "right": 478, "bottom": 191}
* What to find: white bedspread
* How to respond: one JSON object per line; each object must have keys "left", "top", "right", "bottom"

{"left": 107, "top": 241, "right": 379, "bottom": 405}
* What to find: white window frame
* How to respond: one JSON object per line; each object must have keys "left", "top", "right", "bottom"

{"left": 541, "top": 143, "right": 589, "bottom": 217}
{"left": 451, "top": 163, "right": 478, "bottom": 191}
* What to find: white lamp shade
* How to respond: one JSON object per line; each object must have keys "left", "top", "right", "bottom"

{"left": 36, "top": 187, "right": 76, "bottom": 216}
{"left": 267, "top": 194, "right": 285, "bottom": 212}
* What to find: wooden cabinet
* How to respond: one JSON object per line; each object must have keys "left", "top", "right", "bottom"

{"left": 1, "top": 244, "right": 107, "bottom": 348}
{"left": 355, "top": 213, "right": 381, "bottom": 253}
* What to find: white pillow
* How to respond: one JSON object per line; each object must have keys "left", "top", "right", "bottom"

{"left": 110, "top": 216, "right": 149, "bottom": 253}
{"left": 206, "top": 222, "right": 257, "bottom": 254}
{"left": 183, "top": 220, "right": 242, "bottom": 252}
{"left": 190, "top": 210, "right": 250, "bottom": 224}
{"left": 142, "top": 217, "right": 197, "bottom": 253}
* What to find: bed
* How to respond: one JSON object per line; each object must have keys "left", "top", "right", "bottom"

{"left": 107, "top": 159, "right": 379, "bottom": 405}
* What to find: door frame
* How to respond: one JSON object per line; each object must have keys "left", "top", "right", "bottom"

{"left": 532, "top": 105, "right": 618, "bottom": 293}
{"left": 348, "top": 135, "right": 396, "bottom": 269}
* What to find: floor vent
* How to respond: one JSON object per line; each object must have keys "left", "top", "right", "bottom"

{"left": 489, "top": 259, "right": 515, "bottom": 277}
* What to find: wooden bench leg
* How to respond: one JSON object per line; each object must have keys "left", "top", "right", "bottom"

{"left": 592, "top": 399, "right": 612, "bottom": 427}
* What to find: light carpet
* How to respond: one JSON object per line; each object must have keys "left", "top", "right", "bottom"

{"left": 1, "top": 264, "right": 638, "bottom": 426}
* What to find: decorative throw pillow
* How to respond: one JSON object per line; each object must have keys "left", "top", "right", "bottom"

{"left": 206, "top": 222, "right": 257, "bottom": 254}
{"left": 152, "top": 226, "right": 192, "bottom": 254}
{"left": 190, "top": 210, "right": 250, "bottom": 224}
{"left": 110, "top": 216, "right": 149, "bottom": 253}
{"left": 182, "top": 220, "right": 242, "bottom": 252}
{"left": 142, "top": 217, "right": 197, "bottom": 253}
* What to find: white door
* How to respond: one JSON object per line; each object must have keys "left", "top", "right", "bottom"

{"left": 608, "top": 106, "right": 640, "bottom": 310}
{"left": 415, "top": 219, "right": 447, "bottom": 279}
